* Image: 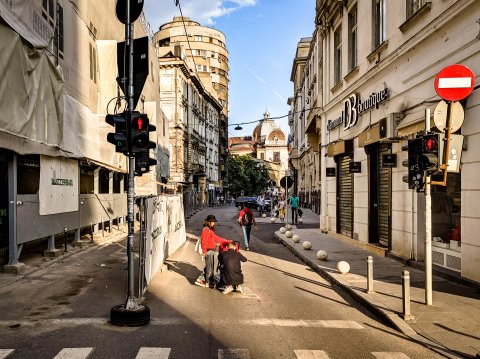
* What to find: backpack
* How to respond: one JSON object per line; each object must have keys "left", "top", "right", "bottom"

{"left": 244, "top": 210, "right": 253, "bottom": 224}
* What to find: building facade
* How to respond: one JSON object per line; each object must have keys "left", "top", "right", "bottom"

{"left": 290, "top": 0, "right": 480, "bottom": 282}
{"left": 153, "top": 16, "right": 229, "bottom": 194}
{"left": 0, "top": 0, "right": 169, "bottom": 270}
{"left": 157, "top": 51, "right": 223, "bottom": 206}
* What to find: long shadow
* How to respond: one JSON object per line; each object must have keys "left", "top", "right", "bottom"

{"left": 165, "top": 259, "right": 203, "bottom": 285}
{"left": 294, "top": 286, "right": 352, "bottom": 308}
{"left": 248, "top": 259, "right": 331, "bottom": 289}
{"left": 435, "top": 323, "right": 480, "bottom": 341}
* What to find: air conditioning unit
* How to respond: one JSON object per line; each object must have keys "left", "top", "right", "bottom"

{"left": 379, "top": 113, "right": 402, "bottom": 140}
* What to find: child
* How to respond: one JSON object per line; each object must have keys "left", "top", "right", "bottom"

{"left": 195, "top": 215, "right": 230, "bottom": 288}
{"left": 219, "top": 240, "right": 247, "bottom": 294}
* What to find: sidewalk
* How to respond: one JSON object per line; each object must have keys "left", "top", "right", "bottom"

{"left": 266, "top": 208, "right": 480, "bottom": 359}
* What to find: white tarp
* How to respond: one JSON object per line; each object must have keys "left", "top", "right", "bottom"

{"left": 39, "top": 155, "right": 79, "bottom": 215}
{"left": 0, "top": 0, "right": 51, "bottom": 48}
{"left": 144, "top": 195, "right": 186, "bottom": 284}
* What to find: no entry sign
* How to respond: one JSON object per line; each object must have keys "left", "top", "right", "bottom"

{"left": 434, "top": 64, "right": 475, "bottom": 101}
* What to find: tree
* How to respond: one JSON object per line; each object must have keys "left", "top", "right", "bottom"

{"left": 227, "top": 154, "right": 270, "bottom": 196}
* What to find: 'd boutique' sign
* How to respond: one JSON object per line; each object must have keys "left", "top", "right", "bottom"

{"left": 327, "top": 88, "right": 389, "bottom": 132}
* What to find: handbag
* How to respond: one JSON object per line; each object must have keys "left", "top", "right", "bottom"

{"left": 194, "top": 237, "right": 203, "bottom": 257}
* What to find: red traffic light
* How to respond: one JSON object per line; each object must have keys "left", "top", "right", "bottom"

{"left": 133, "top": 117, "right": 146, "bottom": 130}
{"left": 423, "top": 137, "right": 437, "bottom": 152}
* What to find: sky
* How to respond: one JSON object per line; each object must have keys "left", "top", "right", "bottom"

{"left": 143, "top": 0, "right": 316, "bottom": 137}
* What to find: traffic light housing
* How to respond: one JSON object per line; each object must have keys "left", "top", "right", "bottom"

{"left": 134, "top": 151, "right": 157, "bottom": 176}
{"left": 419, "top": 133, "right": 439, "bottom": 174}
{"left": 402, "top": 138, "right": 424, "bottom": 191}
{"left": 130, "top": 112, "right": 157, "bottom": 175}
{"left": 106, "top": 112, "right": 128, "bottom": 154}
{"left": 130, "top": 112, "right": 156, "bottom": 154}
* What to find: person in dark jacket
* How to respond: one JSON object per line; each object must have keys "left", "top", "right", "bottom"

{"left": 219, "top": 241, "right": 247, "bottom": 294}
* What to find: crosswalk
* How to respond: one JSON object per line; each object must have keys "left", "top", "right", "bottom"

{"left": 0, "top": 347, "right": 413, "bottom": 358}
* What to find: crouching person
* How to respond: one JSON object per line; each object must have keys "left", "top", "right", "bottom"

{"left": 219, "top": 241, "right": 247, "bottom": 294}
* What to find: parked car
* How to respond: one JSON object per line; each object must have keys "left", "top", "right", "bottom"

{"left": 234, "top": 196, "right": 258, "bottom": 210}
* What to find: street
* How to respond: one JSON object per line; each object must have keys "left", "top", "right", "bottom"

{"left": 0, "top": 206, "right": 444, "bottom": 358}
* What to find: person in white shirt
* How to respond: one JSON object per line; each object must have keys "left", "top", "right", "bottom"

{"left": 257, "top": 195, "right": 266, "bottom": 215}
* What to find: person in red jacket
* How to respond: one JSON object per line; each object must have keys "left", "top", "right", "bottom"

{"left": 195, "top": 214, "right": 230, "bottom": 288}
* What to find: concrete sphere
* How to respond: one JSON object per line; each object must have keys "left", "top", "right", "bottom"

{"left": 279, "top": 227, "right": 286, "bottom": 234}
{"left": 292, "top": 235, "right": 300, "bottom": 243}
{"left": 262, "top": 213, "right": 267, "bottom": 218}
{"left": 298, "top": 218, "right": 304, "bottom": 224}
{"left": 270, "top": 217, "right": 276, "bottom": 223}
{"left": 316, "top": 250, "right": 328, "bottom": 261}
{"left": 285, "top": 230, "right": 293, "bottom": 238}
{"left": 285, "top": 224, "right": 293, "bottom": 230}
{"left": 337, "top": 261, "right": 351, "bottom": 274}
{"left": 302, "top": 241, "right": 312, "bottom": 250}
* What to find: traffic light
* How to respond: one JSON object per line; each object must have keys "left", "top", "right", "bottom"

{"left": 130, "top": 112, "right": 156, "bottom": 154}
{"left": 134, "top": 151, "right": 157, "bottom": 176}
{"left": 402, "top": 138, "right": 424, "bottom": 191}
{"left": 106, "top": 112, "right": 128, "bottom": 154}
{"left": 130, "top": 112, "right": 157, "bottom": 175}
{"left": 419, "top": 133, "right": 439, "bottom": 174}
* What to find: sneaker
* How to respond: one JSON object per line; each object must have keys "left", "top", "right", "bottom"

{"left": 195, "top": 279, "right": 207, "bottom": 287}
{"left": 236, "top": 285, "right": 243, "bottom": 293}
{"left": 223, "top": 285, "right": 234, "bottom": 294}
{"left": 245, "top": 247, "right": 250, "bottom": 251}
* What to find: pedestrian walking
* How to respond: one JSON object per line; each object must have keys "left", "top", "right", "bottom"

{"left": 290, "top": 193, "right": 299, "bottom": 224}
{"left": 238, "top": 203, "right": 256, "bottom": 251}
{"left": 278, "top": 196, "right": 286, "bottom": 223}
{"left": 195, "top": 215, "right": 230, "bottom": 288}
{"left": 219, "top": 241, "right": 247, "bottom": 294}
{"left": 257, "top": 194, "right": 266, "bottom": 216}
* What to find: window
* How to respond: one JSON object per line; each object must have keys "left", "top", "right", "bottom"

{"left": 194, "top": 35, "right": 202, "bottom": 42}
{"left": 260, "top": 153, "right": 265, "bottom": 160}
{"left": 374, "top": 0, "right": 386, "bottom": 48}
{"left": 348, "top": 7, "right": 358, "bottom": 70}
{"left": 407, "top": 0, "right": 428, "bottom": 18}
{"left": 273, "top": 152, "right": 280, "bottom": 163}
{"left": 42, "top": 0, "right": 54, "bottom": 26}
{"left": 58, "top": 4, "right": 64, "bottom": 59}
{"left": 89, "top": 43, "right": 97, "bottom": 83}
{"left": 334, "top": 27, "right": 342, "bottom": 84}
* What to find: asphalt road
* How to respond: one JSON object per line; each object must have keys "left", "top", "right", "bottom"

{"left": 0, "top": 205, "right": 442, "bottom": 358}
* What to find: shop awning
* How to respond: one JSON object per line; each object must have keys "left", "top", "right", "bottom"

{"left": 396, "top": 105, "right": 434, "bottom": 138}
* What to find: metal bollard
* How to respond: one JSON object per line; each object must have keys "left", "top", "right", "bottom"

{"left": 402, "top": 270, "right": 414, "bottom": 321}
{"left": 64, "top": 227, "right": 68, "bottom": 253}
{"left": 101, "top": 218, "right": 104, "bottom": 237}
{"left": 367, "top": 256, "right": 374, "bottom": 293}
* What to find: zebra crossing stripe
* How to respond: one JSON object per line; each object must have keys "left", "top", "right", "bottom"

{"left": 53, "top": 348, "right": 94, "bottom": 359}
{"left": 0, "top": 349, "right": 14, "bottom": 359}
{"left": 135, "top": 347, "right": 171, "bottom": 359}
{"left": 294, "top": 350, "right": 330, "bottom": 359}
{"left": 218, "top": 349, "right": 250, "bottom": 359}
{"left": 372, "top": 353, "right": 411, "bottom": 359}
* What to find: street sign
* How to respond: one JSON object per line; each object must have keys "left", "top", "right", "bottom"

{"left": 434, "top": 64, "right": 475, "bottom": 101}
{"left": 280, "top": 176, "right": 293, "bottom": 189}
{"left": 433, "top": 100, "right": 464, "bottom": 133}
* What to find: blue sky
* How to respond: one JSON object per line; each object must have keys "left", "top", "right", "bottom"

{"left": 143, "top": 0, "right": 315, "bottom": 137}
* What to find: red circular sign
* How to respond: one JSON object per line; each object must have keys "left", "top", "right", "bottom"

{"left": 434, "top": 64, "right": 475, "bottom": 101}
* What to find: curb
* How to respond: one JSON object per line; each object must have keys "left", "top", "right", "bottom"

{"left": 274, "top": 232, "right": 464, "bottom": 359}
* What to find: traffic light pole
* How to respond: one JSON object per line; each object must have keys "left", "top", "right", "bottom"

{"left": 125, "top": 1, "right": 138, "bottom": 311}
{"left": 424, "top": 109, "right": 433, "bottom": 306}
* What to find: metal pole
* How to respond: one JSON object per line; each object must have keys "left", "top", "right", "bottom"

{"left": 425, "top": 108, "right": 432, "bottom": 305}
{"left": 367, "top": 256, "right": 374, "bottom": 293}
{"left": 64, "top": 227, "right": 68, "bottom": 253}
{"left": 125, "top": 0, "right": 138, "bottom": 310}
{"left": 402, "top": 270, "right": 414, "bottom": 321}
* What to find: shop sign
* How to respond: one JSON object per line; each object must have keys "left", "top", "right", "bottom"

{"left": 382, "top": 154, "right": 397, "bottom": 167}
{"left": 326, "top": 167, "right": 336, "bottom": 177}
{"left": 349, "top": 162, "right": 361, "bottom": 173}
{"left": 327, "top": 88, "right": 389, "bottom": 132}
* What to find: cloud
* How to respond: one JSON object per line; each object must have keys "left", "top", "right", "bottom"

{"left": 144, "top": 0, "right": 257, "bottom": 29}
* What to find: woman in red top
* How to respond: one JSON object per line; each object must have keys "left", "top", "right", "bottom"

{"left": 195, "top": 215, "right": 230, "bottom": 288}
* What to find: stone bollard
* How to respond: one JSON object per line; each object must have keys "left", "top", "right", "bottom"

{"left": 402, "top": 270, "right": 414, "bottom": 321}
{"left": 367, "top": 256, "right": 374, "bottom": 294}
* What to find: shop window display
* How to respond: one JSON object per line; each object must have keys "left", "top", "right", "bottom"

{"left": 431, "top": 173, "right": 461, "bottom": 252}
